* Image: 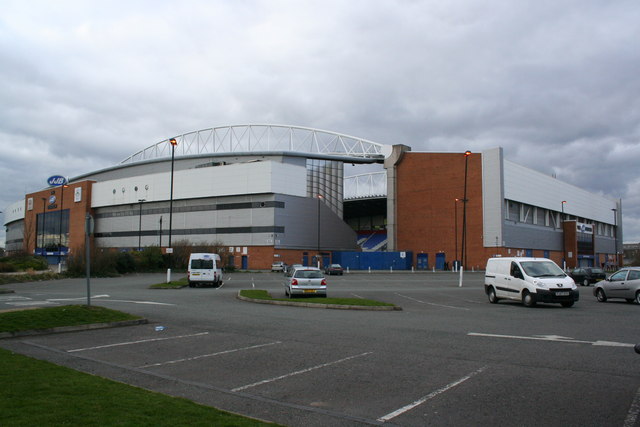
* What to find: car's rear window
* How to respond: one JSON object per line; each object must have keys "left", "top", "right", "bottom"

{"left": 191, "top": 259, "right": 214, "bottom": 269}
{"left": 294, "top": 270, "right": 323, "bottom": 279}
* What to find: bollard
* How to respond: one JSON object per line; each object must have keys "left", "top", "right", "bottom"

{"left": 458, "top": 266, "right": 464, "bottom": 287}
{"left": 347, "top": 266, "right": 350, "bottom": 274}
{"left": 390, "top": 266, "right": 393, "bottom": 273}
{"left": 167, "top": 268, "right": 172, "bottom": 283}
{"left": 433, "top": 267, "right": 435, "bottom": 272}
{"left": 368, "top": 267, "right": 371, "bottom": 273}
{"left": 412, "top": 266, "right": 414, "bottom": 273}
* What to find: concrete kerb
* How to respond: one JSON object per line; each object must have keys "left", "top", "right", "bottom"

{"left": 0, "top": 318, "right": 149, "bottom": 340}
{"left": 236, "top": 292, "right": 402, "bottom": 311}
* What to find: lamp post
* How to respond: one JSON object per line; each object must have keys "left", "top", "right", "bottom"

{"left": 159, "top": 216, "right": 163, "bottom": 247}
{"left": 317, "top": 194, "right": 323, "bottom": 268}
{"left": 612, "top": 208, "right": 618, "bottom": 268}
{"left": 138, "top": 199, "right": 146, "bottom": 251}
{"left": 40, "top": 197, "right": 47, "bottom": 255}
{"left": 454, "top": 198, "right": 460, "bottom": 270}
{"left": 58, "top": 184, "right": 68, "bottom": 263}
{"left": 460, "top": 151, "right": 471, "bottom": 269}
{"left": 561, "top": 201, "right": 567, "bottom": 270}
{"left": 168, "top": 138, "right": 178, "bottom": 247}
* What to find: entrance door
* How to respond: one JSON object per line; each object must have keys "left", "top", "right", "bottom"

{"left": 416, "top": 253, "right": 428, "bottom": 270}
{"left": 241, "top": 255, "right": 248, "bottom": 270}
{"left": 435, "top": 253, "right": 445, "bottom": 270}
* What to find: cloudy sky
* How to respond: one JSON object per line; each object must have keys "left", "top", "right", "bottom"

{"left": 1, "top": 0, "right": 639, "bottom": 247}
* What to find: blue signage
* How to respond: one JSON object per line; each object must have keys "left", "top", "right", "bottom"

{"left": 47, "top": 175, "right": 68, "bottom": 186}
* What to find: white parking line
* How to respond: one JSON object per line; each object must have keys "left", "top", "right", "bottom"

{"left": 139, "top": 341, "right": 282, "bottom": 368}
{"left": 232, "top": 351, "right": 373, "bottom": 392}
{"left": 377, "top": 366, "right": 488, "bottom": 422}
{"left": 624, "top": 385, "right": 640, "bottom": 427}
{"left": 68, "top": 332, "right": 210, "bottom": 353}
{"left": 395, "top": 293, "right": 470, "bottom": 311}
{"left": 8, "top": 301, "right": 58, "bottom": 306}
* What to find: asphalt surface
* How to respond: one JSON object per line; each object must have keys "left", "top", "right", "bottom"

{"left": 1, "top": 271, "right": 639, "bottom": 427}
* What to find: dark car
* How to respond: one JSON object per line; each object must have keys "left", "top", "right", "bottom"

{"left": 324, "top": 264, "right": 344, "bottom": 275}
{"left": 570, "top": 267, "right": 606, "bottom": 286}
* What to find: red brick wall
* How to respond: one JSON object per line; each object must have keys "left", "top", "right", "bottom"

{"left": 25, "top": 181, "right": 94, "bottom": 255}
{"left": 395, "top": 152, "right": 488, "bottom": 269}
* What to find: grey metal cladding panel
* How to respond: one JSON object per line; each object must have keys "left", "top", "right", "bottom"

{"left": 274, "top": 195, "right": 358, "bottom": 250}
{"left": 594, "top": 236, "right": 615, "bottom": 253}
{"left": 503, "top": 222, "right": 562, "bottom": 251}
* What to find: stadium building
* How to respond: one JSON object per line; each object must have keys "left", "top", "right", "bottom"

{"left": 3, "top": 125, "right": 622, "bottom": 270}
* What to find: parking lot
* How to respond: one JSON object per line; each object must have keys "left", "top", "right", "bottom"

{"left": 1, "top": 271, "right": 639, "bottom": 426}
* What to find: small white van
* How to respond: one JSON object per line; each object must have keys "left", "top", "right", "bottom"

{"left": 187, "top": 253, "right": 223, "bottom": 287}
{"left": 484, "top": 257, "right": 578, "bottom": 307}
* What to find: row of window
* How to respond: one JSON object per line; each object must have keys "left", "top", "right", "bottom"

{"left": 505, "top": 200, "right": 616, "bottom": 237}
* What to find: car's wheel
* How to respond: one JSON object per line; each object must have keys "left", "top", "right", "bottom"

{"left": 561, "top": 301, "right": 574, "bottom": 308}
{"left": 583, "top": 279, "right": 589, "bottom": 287}
{"left": 626, "top": 299, "right": 634, "bottom": 303}
{"left": 522, "top": 291, "right": 536, "bottom": 307}
{"left": 488, "top": 287, "right": 499, "bottom": 304}
{"left": 188, "top": 281, "right": 194, "bottom": 288}
{"left": 636, "top": 291, "right": 640, "bottom": 304}
{"left": 596, "top": 288, "right": 607, "bottom": 302}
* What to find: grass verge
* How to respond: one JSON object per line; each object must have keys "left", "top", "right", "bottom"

{"left": 149, "top": 277, "right": 188, "bottom": 289}
{"left": 0, "top": 305, "right": 141, "bottom": 333}
{"left": 0, "top": 347, "right": 280, "bottom": 426}
{"left": 239, "top": 289, "right": 396, "bottom": 307}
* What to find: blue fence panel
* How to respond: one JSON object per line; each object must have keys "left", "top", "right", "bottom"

{"left": 332, "top": 251, "right": 413, "bottom": 270}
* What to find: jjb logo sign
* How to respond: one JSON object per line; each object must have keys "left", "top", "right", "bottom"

{"left": 47, "top": 175, "right": 68, "bottom": 186}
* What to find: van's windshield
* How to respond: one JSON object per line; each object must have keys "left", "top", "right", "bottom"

{"left": 520, "top": 261, "right": 566, "bottom": 278}
{"left": 191, "top": 259, "right": 214, "bottom": 269}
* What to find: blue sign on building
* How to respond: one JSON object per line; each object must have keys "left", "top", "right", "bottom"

{"left": 47, "top": 175, "right": 67, "bottom": 186}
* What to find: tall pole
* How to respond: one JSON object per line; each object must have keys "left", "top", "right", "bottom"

{"left": 317, "top": 194, "right": 323, "bottom": 267}
{"left": 159, "top": 216, "right": 163, "bottom": 247}
{"left": 461, "top": 151, "right": 471, "bottom": 269}
{"left": 138, "top": 199, "right": 145, "bottom": 251}
{"left": 612, "top": 208, "right": 618, "bottom": 269}
{"left": 41, "top": 197, "right": 47, "bottom": 254}
{"left": 561, "top": 201, "right": 567, "bottom": 269}
{"left": 168, "top": 138, "right": 178, "bottom": 247}
{"left": 454, "top": 198, "right": 459, "bottom": 268}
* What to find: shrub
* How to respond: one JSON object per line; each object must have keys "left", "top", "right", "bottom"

{"left": 0, "top": 262, "right": 16, "bottom": 273}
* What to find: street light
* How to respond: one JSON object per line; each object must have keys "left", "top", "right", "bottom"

{"left": 454, "top": 198, "right": 460, "bottom": 269}
{"left": 461, "top": 151, "right": 471, "bottom": 269}
{"left": 168, "top": 138, "right": 178, "bottom": 247}
{"left": 317, "top": 194, "right": 323, "bottom": 267}
{"left": 612, "top": 208, "right": 618, "bottom": 268}
{"left": 158, "top": 216, "right": 163, "bottom": 247}
{"left": 138, "top": 199, "right": 146, "bottom": 251}
{"left": 41, "top": 197, "right": 47, "bottom": 254}
{"left": 561, "top": 201, "right": 567, "bottom": 270}
{"left": 58, "top": 184, "right": 68, "bottom": 262}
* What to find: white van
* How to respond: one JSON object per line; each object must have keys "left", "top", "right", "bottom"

{"left": 187, "top": 253, "right": 223, "bottom": 287}
{"left": 484, "top": 257, "right": 578, "bottom": 307}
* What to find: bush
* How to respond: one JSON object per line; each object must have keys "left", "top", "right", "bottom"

{"left": 0, "top": 262, "right": 17, "bottom": 273}
{"left": 0, "top": 253, "right": 48, "bottom": 272}
{"left": 115, "top": 252, "right": 136, "bottom": 274}
{"left": 137, "top": 246, "right": 165, "bottom": 271}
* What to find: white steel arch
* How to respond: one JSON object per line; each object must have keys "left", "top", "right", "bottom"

{"left": 344, "top": 171, "right": 387, "bottom": 200}
{"left": 120, "top": 124, "right": 386, "bottom": 164}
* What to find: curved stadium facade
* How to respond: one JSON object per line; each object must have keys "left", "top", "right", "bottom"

{"left": 3, "top": 124, "right": 623, "bottom": 270}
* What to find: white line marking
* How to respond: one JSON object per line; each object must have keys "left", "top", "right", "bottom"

{"left": 396, "top": 293, "right": 470, "bottom": 311}
{"left": 98, "top": 299, "right": 176, "bottom": 306}
{"left": 468, "top": 332, "right": 635, "bottom": 348}
{"left": 8, "top": 301, "right": 58, "bottom": 306}
{"left": 378, "top": 366, "right": 488, "bottom": 422}
{"left": 48, "top": 295, "right": 110, "bottom": 301}
{"left": 232, "top": 351, "right": 373, "bottom": 392}
{"left": 624, "top": 385, "right": 640, "bottom": 427}
{"left": 0, "top": 296, "right": 31, "bottom": 301}
{"left": 139, "top": 341, "right": 282, "bottom": 368}
{"left": 68, "top": 332, "right": 210, "bottom": 353}
{"left": 351, "top": 293, "right": 365, "bottom": 299}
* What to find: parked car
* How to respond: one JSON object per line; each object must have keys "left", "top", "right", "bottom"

{"left": 569, "top": 267, "right": 606, "bottom": 286}
{"left": 271, "top": 261, "right": 285, "bottom": 272}
{"left": 324, "top": 263, "right": 344, "bottom": 275}
{"left": 283, "top": 267, "right": 327, "bottom": 298}
{"left": 593, "top": 267, "right": 640, "bottom": 304}
{"left": 286, "top": 264, "right": 303, "bottom": 275}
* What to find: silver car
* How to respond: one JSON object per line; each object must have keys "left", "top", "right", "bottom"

{"left": 284, "top": 267, "right": 327, "bottom": 298}
{"left": 593, "top": 267, "right": 640, "bottom": 304}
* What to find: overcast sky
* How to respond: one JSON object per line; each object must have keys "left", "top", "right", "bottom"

{"left": 1, "top": 0, "right": 639, "bottom": 248}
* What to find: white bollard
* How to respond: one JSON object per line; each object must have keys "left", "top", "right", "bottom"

{"left": 166, "top": 268, "right": 172, "bottom": 283}
{"left": 433, "top": 267, "right": 435, "bottom": 272}
{"left": 390, "top": 266, "right": 393, "bottom": 273}
{"left": 458, "top": 266, "right": 464, "bottom": 287}
{"left": 412, "top": 266, "right": 415, "bottom": 273}
{"left": 347, "top": 266, "right": 350, "bottom": 274}
{"left": 368, "top": 266, "right": 371, "bottom": 273}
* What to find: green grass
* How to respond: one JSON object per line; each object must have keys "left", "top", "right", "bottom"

{"left": 240, "top": 289, "right": 396, "bottom": 307}
{"left": 0, "top": 347, "right": 280, "bottom": 426}
{"left": 0, "top": 272, "right": 65, "bottom": 286}
{"left": 149, "top": 276, "right": 188, "bottom": 289}
{"left": 0, "top": 305, "right": 141, "bottom": 333}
